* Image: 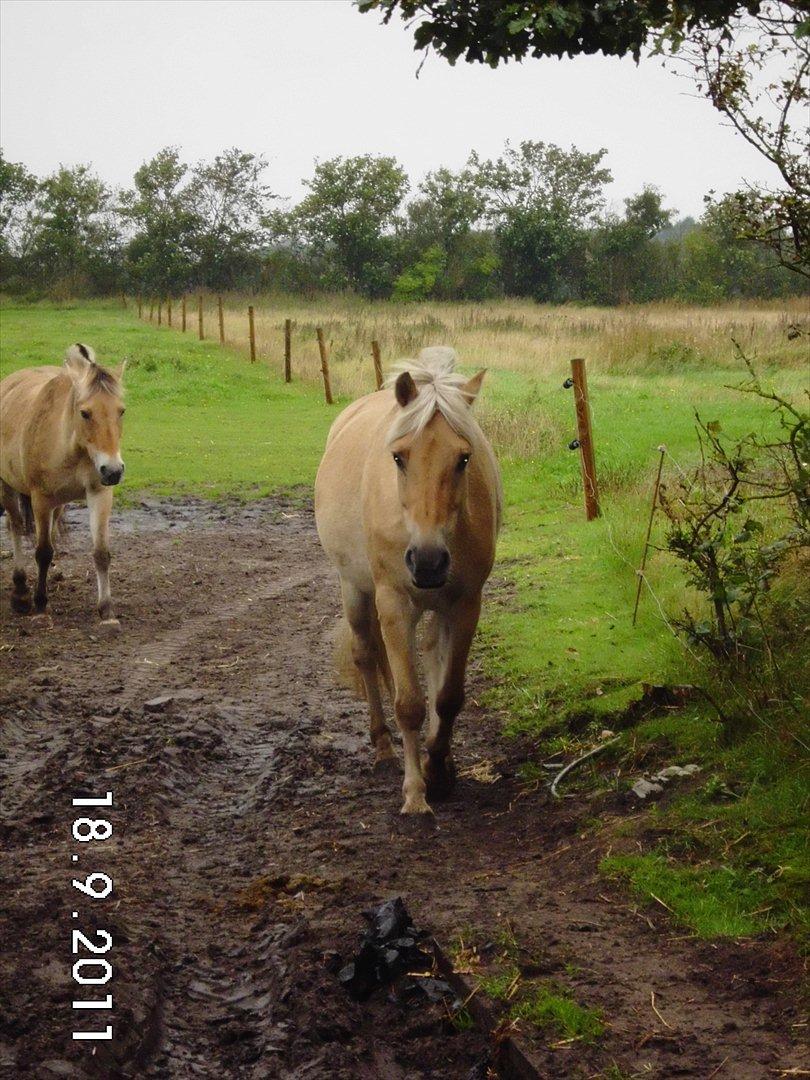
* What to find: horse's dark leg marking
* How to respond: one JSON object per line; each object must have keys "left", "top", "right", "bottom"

{"left": 11, "top": 569, "right": 32, "bottom": 614}
{"left": 31, "top": 497, "right": 54, "bottom": 613}
{"left": 34, "top": 538, "right": 54, "bottom": 612}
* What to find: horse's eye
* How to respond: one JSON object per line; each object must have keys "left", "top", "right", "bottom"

{"left": 119, "top": 408, "right": 126, "bottom": 417}
{"left": 393, "top": 453, "right": 405, "bottom": 471}
{"left": 80, "top": 409, "right": 91, "bottom": 420}
{"left": 457, "top": 453, "right": 471, "bottom": 472}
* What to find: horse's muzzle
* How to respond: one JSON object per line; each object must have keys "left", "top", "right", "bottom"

{"left": 99, "top": 463, "right": 125, "bottom": 486}
{"left": 406, "top": 545, "right": 450, "bottom": 589}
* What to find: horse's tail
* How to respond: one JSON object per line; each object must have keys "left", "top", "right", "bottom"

{"left": 332, "top": 610, "right": 393, "bottom": 702}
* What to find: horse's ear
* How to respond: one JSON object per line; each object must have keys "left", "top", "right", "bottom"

{"left": 395, "top": 371, "right": 418, "bottom": 408}
{"left": 115, "top": 359, "right": 127, "bottom": 384}
{"left": 64, "top": 344, "right": 92, "bottom": 385}
{"left": 461, "top": 369, "right": 487, "bottom": 405}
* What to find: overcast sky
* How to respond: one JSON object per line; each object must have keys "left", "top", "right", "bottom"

{"left": 0, "top": 0, "right": 781, "bottom": 219}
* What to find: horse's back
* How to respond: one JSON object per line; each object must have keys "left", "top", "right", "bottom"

{"left": 1, "top": 366, "right": 63, "bottom": 425}
{"left": 1, "top": 365, "right": 61, "bottom": 395}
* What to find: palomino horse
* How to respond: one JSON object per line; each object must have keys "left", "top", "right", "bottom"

{"left": 0, "top": 344, "right": 126, "bottom": 624}
{"left": 315, "top": 347, "right": 502, "bottom": 814}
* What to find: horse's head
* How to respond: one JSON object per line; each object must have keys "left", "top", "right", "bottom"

{"left": 65, "top": 344, "right": 126, "bottom": 486}
{"left": 389, "top": 364, "right": 486, "bottom": 590}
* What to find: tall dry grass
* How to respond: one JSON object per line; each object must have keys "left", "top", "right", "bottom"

{"left": 203, "top": 295, "right": 808, "bottom": 401}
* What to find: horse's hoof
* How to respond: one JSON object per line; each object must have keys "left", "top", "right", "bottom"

{"left": 30, "top": 613, "right": 53, "bottom": 630}
{"left": 400, "top": 794, "right": 434, "bottom": 816}
{"left": 99, "top": 618, "right": 121, "bottom": 636}
{"left": 373, "top": 754, "right": 398, "bottom": 775}
{"left": 11, "top": 594, "right": 32, "bottom": 615}
{"left": 372, "top": 735, "right": 397, "bottom": 772}
{"left": 424, "top": 756, "right": 457, "bottom": 801}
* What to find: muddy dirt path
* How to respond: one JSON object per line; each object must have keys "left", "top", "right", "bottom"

{"left": 1, "top": 499, "right": 804, "bottom": 1079}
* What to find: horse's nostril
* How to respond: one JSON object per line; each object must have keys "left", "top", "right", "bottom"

{"left": 405, "top": 547, "right": 416, "bottom": 571}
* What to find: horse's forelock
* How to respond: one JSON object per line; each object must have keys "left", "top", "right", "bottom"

{"left": 384, "top": 349, "right": 479, "bottom": 446}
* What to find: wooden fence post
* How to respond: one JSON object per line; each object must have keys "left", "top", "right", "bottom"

{"left": 316, "top": 328, "right": 334, "bottom": 404}
{"left": 181, "top": 296, "right": 187, "bottom": 332}
{"left": 248, "top": 305, "right": 256, "bottom": 361}
{"left": 198, "top": 294, "right": 204, "bottom": 340}
{"left": 570, "top": 357, "right": 600, "bottom": 521}
{"left": 149, "top": 301, "right": 154, "bottom": 322}
{"left": 284, "top": 318, "right": 292, "bottom": 382}
{"left": 371, "top": 340, "right": 383, "bottom": 390}
{"left": 137, "top": 296, "right": 143, "bottom": 319}
{"left": 121, "top": 293, "right": 128, "bottom": 309}
{"left": 157, "top": 300, "right": 162, "bottom": 326}
{"left": 167, "top": 298, "right": 172, "bottom": 327}
{"left": 218, "top": 296, "right": 225, "bottom": 344}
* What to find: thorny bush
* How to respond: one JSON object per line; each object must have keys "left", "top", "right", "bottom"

{"left": 660, "top": 344, "right": 809, "bottom": 667}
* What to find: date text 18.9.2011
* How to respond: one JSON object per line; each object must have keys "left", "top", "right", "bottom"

{"left": 71, "top": 791, "right": 114, "bottom": 1042}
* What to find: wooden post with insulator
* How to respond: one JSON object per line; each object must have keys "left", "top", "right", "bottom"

{"left": 568, "top": 358, "right": 600, "bottom": 521}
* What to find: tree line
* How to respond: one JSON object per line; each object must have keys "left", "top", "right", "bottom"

{"left": 0, "top": 141, "right": 801, "bottom": 304}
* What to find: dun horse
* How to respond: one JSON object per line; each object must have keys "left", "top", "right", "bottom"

{"left": 0, "top": 344, "right": 126, "bottom": 624}
{"left": 315, "top": 347, "right": 502, "bottom": 814}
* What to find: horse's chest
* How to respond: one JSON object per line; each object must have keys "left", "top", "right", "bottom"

{"left": 35, "top": 468, "right": 90, "bottom": 504}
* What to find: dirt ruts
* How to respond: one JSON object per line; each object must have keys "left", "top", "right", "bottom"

{"left": 0, "top": 498, "right": 804, "bottom": 1079}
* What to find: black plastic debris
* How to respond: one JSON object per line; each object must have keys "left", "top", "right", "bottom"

{"left": 333, "top": 897, "right": 457, "bottom": 1008}
{"left": 415, "top": 976, "right": 455, "bottom": 1004}
{"left": 366, "top": 896, "right": 410, "bottom": 941}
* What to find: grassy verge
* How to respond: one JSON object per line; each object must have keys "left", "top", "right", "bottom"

{"left": 600, "top": 703, "right": 808, "bottom": 941}
{"left": 1, "top": 297, "right": 807, "bottom": 944}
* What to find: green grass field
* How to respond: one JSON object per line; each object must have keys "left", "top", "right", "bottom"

{"left": 1, "top": 297, "right": 807, "bottom": 942}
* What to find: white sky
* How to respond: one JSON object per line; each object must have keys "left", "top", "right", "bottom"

{"left": 0, "top": 0, "right": 782, "bottom": 219}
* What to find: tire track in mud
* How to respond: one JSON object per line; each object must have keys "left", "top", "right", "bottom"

{"left": 1, "top": 497, "right": 805, "bottom": 1079}
{"left": 114, "top": 565, "right": 326, "bottom": 710}
{"left": 127, "top": 575, "right": 339, "bottom": 1077}
{"left": 114, "top": 581, "right": 316, "bottom": 1075}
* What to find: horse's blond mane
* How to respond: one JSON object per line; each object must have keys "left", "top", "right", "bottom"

{"left": 384, "top": 346, "right": 480, "bottom": 445}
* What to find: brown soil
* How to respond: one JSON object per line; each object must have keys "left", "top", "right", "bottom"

{"left": 0, "top": 498, "right": 805, "bottom": 1080}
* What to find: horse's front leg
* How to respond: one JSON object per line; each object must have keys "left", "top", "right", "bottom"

{"left": 87, "top": 488, "right": 117, "bottom": 624}
{"left": 31, "top": 493, "right": 55, "bottom": 614}
{"left": 341, "top": 581, "right": 395, "bottom": 766}
{"left": 375, "top": 584, "right": 429, "bottom": 814}
{"left": 424, "top": 594, "right": 481, "bottom": 800}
